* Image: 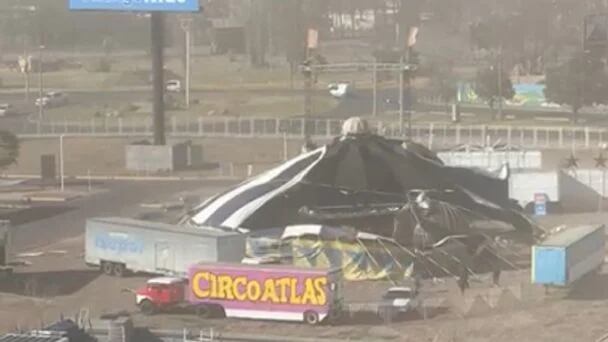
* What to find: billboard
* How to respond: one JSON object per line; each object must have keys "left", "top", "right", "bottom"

{"left": 69, "top": 0, "right": 200, "bottom": 12}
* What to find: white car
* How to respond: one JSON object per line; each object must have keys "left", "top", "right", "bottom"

{"left": 166, "top": 80, "right": 182, "bottom": 93}
{"left": 0, "top": 104, "right": 14, "bottom": 117}
{"left": 328, "top": 82, "right": 352, "bottom": 99}
{"left": 35, "top": 92, "right": 68, "bottom": 108}
{"left": 378, "top": 287, "right": 419, "bottom": 318}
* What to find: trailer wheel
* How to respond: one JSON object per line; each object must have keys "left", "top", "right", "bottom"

{"left": 304, "top": 311, "right": 320, "bottom": 325}
{"left": 112, "top": 263, "right": 126, "bottom": 277}
{"left": 212, "top": 304, "right": 226, "bottom": 318}
{"left": 195, "top": 304, "right": 212, "bottom": 319}
{"left": 138, "top": 300, "right": 156, "bottom": 315}
{"left": 101, "top": 261, "right": 114, "bottom": 276}
{"left": 328, "top": 309, "right": 342, "bottom": 324}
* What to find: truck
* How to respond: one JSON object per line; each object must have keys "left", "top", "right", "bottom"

{"left": 85, "top": 217, "right": 246, "bottom": 277}
{"left": 135, "top": 263, "right": 343, "bottom": 325}
{"left": 532, "top": 224, "right": 605, "bottom": 287}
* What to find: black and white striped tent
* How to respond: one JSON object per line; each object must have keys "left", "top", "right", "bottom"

{"left": 186, "top": 133, "right": 522, "bottom": 233}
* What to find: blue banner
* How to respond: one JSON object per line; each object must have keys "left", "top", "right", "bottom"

{"left": 69, "top": 0, "right": 200, "bottom": 12}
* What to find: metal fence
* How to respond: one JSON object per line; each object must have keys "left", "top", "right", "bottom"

{"left": 14, "top": 115, "right": 608, "bottom": 149}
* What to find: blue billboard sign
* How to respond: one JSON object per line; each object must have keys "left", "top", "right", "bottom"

{"left": 69, "top": 0, "right": 200, "bottom": 12}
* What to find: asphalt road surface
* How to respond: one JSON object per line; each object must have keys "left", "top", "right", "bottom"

{"left": 2, "top": 86, "right": 607, "bottom": 136}
{"left": 1, "top": 179, "right": 232, "bottom": 252}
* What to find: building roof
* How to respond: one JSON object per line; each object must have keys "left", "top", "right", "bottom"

{"left": 0, "top": 334, "right": 68, "bottom": 342}
{"left": 540, "top": 225, "right": 604, "bottom": 247}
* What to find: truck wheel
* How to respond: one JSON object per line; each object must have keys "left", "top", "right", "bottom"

{"left": 139, "top": 300, "right": 156, "bottom": 315}
{"left": 195, "top": 304, "right": 212, "bottom": 319}
{"left": 304, "top": 311, "right": 320, "bottom": 325}
{"left": 101, "top": 261, "right": 113, "bottom": 276}
{"left": 112, "top": 263, "right": 126, "bottom": 277}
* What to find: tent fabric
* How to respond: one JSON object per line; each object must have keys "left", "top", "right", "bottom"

{"left": 190, "top": 147, "right": 327, "bottom": 228}
{"left": 245, "top": 225, "right": 515, "bottom": 280}
{"left": 290, "top": 239, "right": 398, "bottom": 281}
{"left": 187, "top": 133, "right": 528, "bottom": 236}
{"left": 280, "top": 224, "right": 357, "bottom": 241}
{"left": 281, "top": 225, "right": 415, "bottom": 281}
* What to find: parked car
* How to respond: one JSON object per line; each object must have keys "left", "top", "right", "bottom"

{"left": 328, "top": 82, "right": 352, "bottom": 99}
{"left": 0, "top": 104, "right": 15, "bottom": 117}
{"left": 377, "top": 286, "right": 419, "bottom": 320}
{"left": 35, "top": 91, "right": 68, "bottom": 108}
{"left": 166, "top": 79, "right": 182, "bottom": 93}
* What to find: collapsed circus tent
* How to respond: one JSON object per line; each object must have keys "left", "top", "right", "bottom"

{"left": 282, "top": 225, "right": 415, "bottom": 281}
{"left": 245, "top": 225, "right": 415, "bottom": 281}
{"left": 245, "top": 225, "right": 518, "bottom": 281}
{"left": 185, "top": 127, "right": 532, "bottom": 244}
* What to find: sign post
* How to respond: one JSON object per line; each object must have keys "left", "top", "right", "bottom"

{"left": 69, "top": 0, "right": 200, "bottom": 145}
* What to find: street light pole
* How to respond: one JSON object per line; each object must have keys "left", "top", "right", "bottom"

{"left": 399, "top": 57, "right": 405, "bottom": 136}
{"left": 38, "top": 44, "right": 44, "bottom": 127}
{"left": 59, "top": 134, "right": 65, "bottom": 192}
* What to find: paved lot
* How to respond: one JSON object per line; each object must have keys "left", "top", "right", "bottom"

{"left": 0, "top": 179, "right": 232, "bottom": 252}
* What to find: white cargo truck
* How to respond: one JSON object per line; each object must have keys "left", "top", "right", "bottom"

{"left": 85, "top": 217, "right": 246, "bottom": 277}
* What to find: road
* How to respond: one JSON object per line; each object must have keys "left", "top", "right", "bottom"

{"left": 1, "top": 179, "right": 232, "bottom": 252}
{"left": 2, "top": 86, "right": 608, "bottom": 138}
{"left": 327, "top": 88, "right": 608, "bottom": 124}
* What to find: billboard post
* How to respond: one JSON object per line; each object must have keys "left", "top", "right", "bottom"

{"left": 151, "top": 12, "right": 166, "bottom": 145}
{"left": 69, "top": 0, "right": 200, "bottom": 145}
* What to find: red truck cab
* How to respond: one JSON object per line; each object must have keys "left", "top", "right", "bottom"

{"left": 135, "top": 277, "right": 186, "bottom": 314}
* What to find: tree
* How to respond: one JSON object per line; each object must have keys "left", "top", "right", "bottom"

{"left": 474, "top": 67, "right": 515, "bottom": 119}
{"left": 545, "top": 52, "right": 608, "bottom": 123}
{"left": 0, "top": 131, "right": 19, "bottom": 170}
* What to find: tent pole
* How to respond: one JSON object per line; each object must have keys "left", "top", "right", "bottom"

{"left": 356, "top": 237, "right": 398, "bottom": 285}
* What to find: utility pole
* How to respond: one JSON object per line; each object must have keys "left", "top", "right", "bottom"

{"left": 21, "top": 38, "right": 31, "bottom": 103}
{"left": 406, "top": 46, "right": 413, "bottom": 137}
{"left": 372, "top": 61, "right": 378, "bottom": 117}
{"left": 399, "top": 57, "right": 405, "bottom": 136}
{"left": 36, "top": 3, "right": 44, "bottom": 131}
{"left": 303, "top": 61, "right": 312, "bottom": 143}
{"left": 38, "top": 44, "right": 44, "bottom": 125}
{"left": 151, "top": 12, "right": 166, "bottom": 146}
{"left": 59, "top": 134, "right": 65, "bottom": 192}
{"left": 497, "top": 45, "right": 504, "bottom": 120}
{"left": 180, "top": 17, "right": 192, "bottom": 109}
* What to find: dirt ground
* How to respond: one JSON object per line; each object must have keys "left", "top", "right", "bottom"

{"left": 4, "top": 139, "right": 608, "bottom": 340}
{"left": 4, "top": 137, "right": 602, "bottom": 178}
{"left": 1, "top": 212, "right": 608, "bottom": 341}
{"left": 3, "top": 136, "right": 310, "bottom": 177}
